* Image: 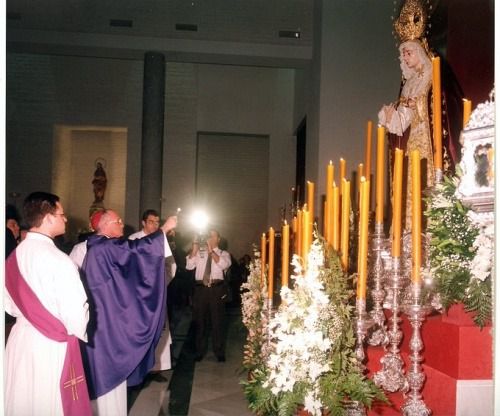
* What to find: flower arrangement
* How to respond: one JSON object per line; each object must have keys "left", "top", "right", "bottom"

{"left": 241, "top": 249, "right": 270, "bottom": 371}
{"left": 242, "top": 239, "right": 385, "bottom": 416}
{"left": 424, "top": 173, "right": 492, "bottom": 327}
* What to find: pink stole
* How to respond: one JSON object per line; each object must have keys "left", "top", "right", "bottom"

{"left": 5, "top": 251, "right": 92, "bottom": 416}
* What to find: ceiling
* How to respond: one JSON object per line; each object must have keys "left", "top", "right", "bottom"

{"left": 6, "top": 0, "right": 314, "bottom": 67}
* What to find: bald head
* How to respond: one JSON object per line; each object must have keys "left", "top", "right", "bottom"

{"left": 96, "top": 209, "right": 124, "bottom": 238}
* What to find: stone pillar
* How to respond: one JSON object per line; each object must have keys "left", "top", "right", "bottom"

{"left": 140, "top": 52, "right": 165, "bottom": 215}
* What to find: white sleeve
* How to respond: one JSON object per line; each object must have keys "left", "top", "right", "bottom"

{"left": 54, "top": 256, "right": 89, "bottom": 342}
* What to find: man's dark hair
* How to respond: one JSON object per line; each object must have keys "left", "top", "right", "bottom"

{"left": 6, "top": 204, "right": 19, "bottom": 223}
{"left": 23, "top": 192, "right": 60, "bottom": 228}
{"left": 142, "top": 209, "right": 160, "bottom": 221}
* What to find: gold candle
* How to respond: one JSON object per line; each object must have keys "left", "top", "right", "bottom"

{"left": 260, "top": 232, "right": 266, "bottom": 285}
{"left": 268, "top": 227, "right": 275, "bottom": 300}
{"left": 432, "top": 56, "right": 443, "bottom": 170}
{"left": 357, "top": 163, "right": 364, "bottom": 205}
{"left": 463, "top": 98, "right": 472, "bottom": 129}
{"left": 376, "top": 126, "right": 385, "bottom": 225}
{"left": 365, "top": 120, "right": 373, "bottom": 182}
{"left": 325, "top": 161, "right": 334, "bottom": 243}
{"left": 392, "top": 148, "right": 404, "bottom": 257}
{"left": 411, "top": 150, "right": 422, "bottom": 284}
{"left": 302, "top": 207, "right": 311, "bottom": 266}
{"left": 307, "top": 181, "right": 315, "bottom": 221}
{"left": 339, "top": 158, "right": 346, "bottom": 195}
{"left": 356, "top": 178, "right": 370, "bottom": 300}
{"left": 340, "top": 179, "right": 351, "bottom": 271}
{"left": 296, "top": 209, "right": 303, "bottom": 257}
{"left": 332, "top": 183, "right": 340, "bottom": 251}
{"left": 281, "top": 221, "right": 289, "bottom": 288}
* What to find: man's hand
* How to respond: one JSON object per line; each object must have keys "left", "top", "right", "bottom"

{"left": 161, "top": 216, "right": 177, "bottom": 234}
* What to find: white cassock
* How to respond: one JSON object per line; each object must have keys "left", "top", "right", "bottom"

{"left": 4, "top": 232, "right": 89, "bottom": 416}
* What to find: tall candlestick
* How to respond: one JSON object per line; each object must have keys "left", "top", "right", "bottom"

{"left": 411, "top": 150, "right": 422, "bottom": 284}
{"left": 325, "top": 162, "right": 334, "bottom": 243}
{"left": 341, "top": 179, "right": 351, "bottom": 271}
{"left": 392, "top": 148, "right": 404, "bottom": 257}
{"left": 332, "top": 183, "right": 340, "bottom": 251}
{"left": 376, "top": 126, "right": 385, "bottom": 225}
{"left": 268, "top": 227, "right": 275, "bottom": 300}
{"left": 339, "top": 158, "right": 346, "bottom": 195}
{"left": 365, "top": 120, "right": 373, "bottom": 182}
{"left": 357, "top": 178, "right": 370, "bottom": 299}
{"left": 463, "top": 98, "right": 472, "bottom": 129}
{"left": 302, "top": 207, "right": 311, "bottom": 266}
{"left": 281, "top": 221, "right": 290, "bottom": 288}
{"left": 432, "top": 56, "right": 442, "bottom": 170}
{"left": 357, "top": 163, "right": 364, "bottom": 205}
{"left": 307, "top": 181, "right": 315, "bottom": 221}
{"left": 296, "top": 209, "right": 303, "bottom": 257}
{"left": 260, "top": 233, "right": 266, "bottom": 285}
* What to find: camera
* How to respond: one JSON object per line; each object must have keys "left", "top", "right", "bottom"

{"left": 194, "top": 232, "right": 209, "bottom": 257}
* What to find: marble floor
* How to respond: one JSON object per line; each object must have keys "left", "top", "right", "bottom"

{"left": 128, "top": 305, "right": 253, "bottom": 416}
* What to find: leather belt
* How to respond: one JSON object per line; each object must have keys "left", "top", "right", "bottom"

{"left": 195, "top": 280, "right": 224, "bottom": 287}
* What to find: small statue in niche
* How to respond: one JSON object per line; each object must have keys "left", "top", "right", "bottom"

{"left": 473, "top": 143, "right": 493, "bottom": 187}
{"left": 92, "top": 159, "right": 107, "bottom": 204}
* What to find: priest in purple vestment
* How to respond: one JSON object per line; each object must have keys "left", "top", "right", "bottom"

{"left": 80, "top": 209, "right": 177, "bottom": 416}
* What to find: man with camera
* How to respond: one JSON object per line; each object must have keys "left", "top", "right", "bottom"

{"left": 186, "top": 229, "right": 231, "bottom": 362}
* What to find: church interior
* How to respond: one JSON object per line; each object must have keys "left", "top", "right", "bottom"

{"left": 3, "top": 0, "right": 497, "bottom": 415}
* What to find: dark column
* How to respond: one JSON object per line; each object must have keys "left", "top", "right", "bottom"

{"left": 140, "top": 52, "right": 165, "bottom": 215}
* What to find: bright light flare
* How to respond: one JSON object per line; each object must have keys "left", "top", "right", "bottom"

{"left": 190, "top": 210, "right": 209, "bottom": 231}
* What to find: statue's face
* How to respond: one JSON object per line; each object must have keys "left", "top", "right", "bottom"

{"left": 401, "top": 46, "right": 419, "bottom": 69}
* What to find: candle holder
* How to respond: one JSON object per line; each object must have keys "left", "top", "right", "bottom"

{"left": 368, "top": 223, "right": 389, "bottom": 347}
{"left": 343, "top": 400, "right": 367, "bottom": 416}
{"left": 266, "top": 298, "right": 274, "bottom": 349}
{"left": 373, "top": 257, "right": 409, "bottom": 393}
{"left": 355, "top": 298, "right": 374, "bottom": 372}
{"left": 401, "top": 283, "right": 432, "bottom": 416}
{"left": 434, "top": 168, "right": 443, "bottom": 184}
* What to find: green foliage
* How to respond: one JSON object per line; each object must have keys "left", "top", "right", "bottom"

{"left": 425, "top": 174, "right": 492, "bottom": 327}
{"left": 242, "top": 241, "right": 387, "bottom": 415}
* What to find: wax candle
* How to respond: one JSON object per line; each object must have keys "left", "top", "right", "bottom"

{"left": 325, "top": 162, "right": 334, "bottom": 243}
{"left": 296, "top": 209, "right": 303, "bottom": 257}
{"left": 463, "top": 98, "right": 472, "bottom": 129}
{"left": 357, "top": 163, "right": 364, "bottom": 205}
{"left": 356, "top": 178, "right": 370, "bottom": 299}
{"left": 376, "top": 126, "right": 385, "bottom": 225}
{"left": 302, "top": 207, "right": 311, "bottom": 266}
{"left": 392, "top": 148, "right": 404, "bottom": 257}
{"left": 432, "top": 56, "right": 442, "bottom": 170}
{"left": 340, "top": 179, "right": 351, "bottom": 271}
{"left": 281, "top": 221, "right": 289, "bottom": 288}
{"left": 332, "top": 183, "right": 340, "bottom": 251}
{"left": 307, "top": 181, "right": 315, "bottom": 221}
{"left": 365, "top": 120, "right": 373, "bottom": 182}
{"left": 411, "top": 150, "right": 422, "bottom": 284}
{"left": 339, "top": 158, "right": 346, "bottom": 195}
{"left": 268, "top": 227, "right": 275, "bottom": 300}
{"left": 260, "top": 233, "right": 266, "bottom": 285}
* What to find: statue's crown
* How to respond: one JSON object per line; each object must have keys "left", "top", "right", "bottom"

{"left": 394, "top": 0, "right": 427, "bottom": 42}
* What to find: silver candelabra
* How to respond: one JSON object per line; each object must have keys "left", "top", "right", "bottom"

{"left": 368, "top": 222, "right": 389, "bottom": 347}
{"left": 373, "top": 257, "right": 409, "bottom": 393}
{"left": 401, "top": 283, "right": 432, "bottom": 415}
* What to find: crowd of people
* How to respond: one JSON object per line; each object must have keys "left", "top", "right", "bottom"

{"left": 4, "top": 194, "right": 250, "bottom": 416}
